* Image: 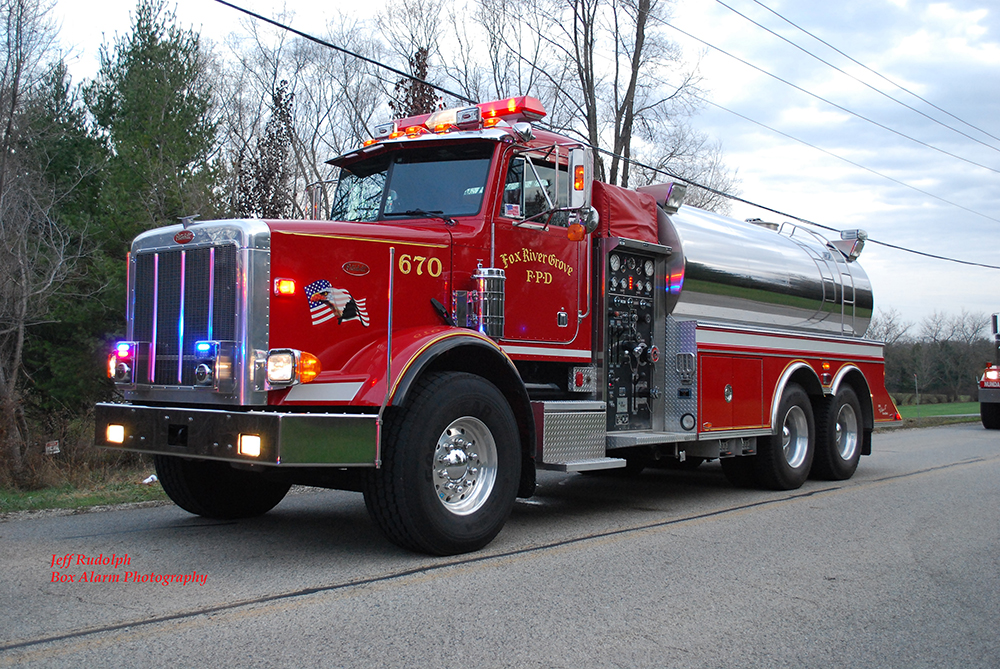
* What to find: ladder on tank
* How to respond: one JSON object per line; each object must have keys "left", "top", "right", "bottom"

{"left": 779, "top": 223, "right": 857, "bottom": 335}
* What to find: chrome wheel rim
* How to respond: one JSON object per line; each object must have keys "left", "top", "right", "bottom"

{"left": 835, "top": 403, "right": 859, "bottom": 461}
{"left": 433, "top": 417, "right": 497, "bottom": 516}
{"left": 781, "top": 405, "right": 809, "bottom": 469}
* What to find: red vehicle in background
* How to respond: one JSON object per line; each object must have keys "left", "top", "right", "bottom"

{"left": 979, "top": 314, "right": 1000, "bottom": 429}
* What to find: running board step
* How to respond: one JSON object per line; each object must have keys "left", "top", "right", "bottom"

{"left": 532, "top": 400, "right": 607, "bottom": 466}
{"left": 538, "top": 457, "right": 626, "bottom": 473}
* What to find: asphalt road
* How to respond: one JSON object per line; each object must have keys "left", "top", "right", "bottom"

{"left": 2, "top": 423, "right": 998, "bottom": 668}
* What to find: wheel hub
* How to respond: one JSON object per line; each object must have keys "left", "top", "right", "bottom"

{"left": 836, "top": 404, "right": 859, "bottom": 460}
{"left": 432, "top": 418, "right": 497, "bottom": 516}
{"left": 781, "top": 405, "right": 809, "bottom": 469}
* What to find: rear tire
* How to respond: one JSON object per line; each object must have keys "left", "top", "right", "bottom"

{"left": 812, "top": 387, "right": 863, "bottom": 480}
{"left": 981, "top": 402, "right": 1000, "bottom": 429}
{"left": 364, "top": 372, "right": 521, "bottom": 555}
{"left": 154, "top": 455, "right": 290, "bottom": 519}
{"left": 754, "top": 383, "right": 815, "bottom": 490}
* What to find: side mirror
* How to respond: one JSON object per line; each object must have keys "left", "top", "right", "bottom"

{"left": 568, "top": 147, "right": 593, "bottom": 210}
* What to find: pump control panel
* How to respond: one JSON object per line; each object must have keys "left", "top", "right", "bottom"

{"left": 605, "top": 250, "right": 657, "bottom": 431}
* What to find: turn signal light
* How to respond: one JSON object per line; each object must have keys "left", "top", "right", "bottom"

{"left": 298, "top": 352, "right": 321, "bottom": 383}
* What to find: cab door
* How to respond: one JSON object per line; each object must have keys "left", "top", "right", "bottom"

{"left": 494, "top": 155, "right": 585, "bottom": 344}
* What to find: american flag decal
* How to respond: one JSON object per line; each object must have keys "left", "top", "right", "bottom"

{"left": 304, "top": 280, "right": 370, "bottom": 327}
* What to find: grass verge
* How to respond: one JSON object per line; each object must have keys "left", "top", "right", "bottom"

{"left": 0, "top": 467, "right": 166, "bottom": 515}
{"left": 897, "top": 402, "right": 979, "bottom": 419}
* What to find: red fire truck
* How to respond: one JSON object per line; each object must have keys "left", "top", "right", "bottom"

{"left": 979, "top": 314, "right": 1000, "bottom": 429}
{"left": 96, "top": 96, "right": 899, "bottom": 555}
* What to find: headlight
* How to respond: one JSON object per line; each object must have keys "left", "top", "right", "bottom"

{"left": 266, "top": 349, "right": 321, "bottom": 386}
{"left": 267, "top": 351, "right": 295, "bottom": 383}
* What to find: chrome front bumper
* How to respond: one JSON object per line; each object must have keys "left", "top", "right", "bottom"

{"left": 95, "top": 403, "right": 378, "bottom": 466}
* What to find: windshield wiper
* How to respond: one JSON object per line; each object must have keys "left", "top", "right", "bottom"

{"left": 383, "top": 209, "right": 457, "bottom": 226}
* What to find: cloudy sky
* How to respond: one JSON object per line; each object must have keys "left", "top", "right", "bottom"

{"left": 54, "top": 0, "right": 1000, "bottom": 329}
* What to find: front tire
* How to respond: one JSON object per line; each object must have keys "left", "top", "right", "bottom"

{"left": 154, "top": 455, "right": 291, "bottom": 519}
{"left": 364, "top": 372, "right": 521, "bottom": 555}
{"left": 754, "top": 383, "right": 815, "bottom": 490}
{"left": 981, "top": 402, "right": 1000, "bottom": 429}
{"left": 812, "top": 387, "right": 863, "bottom": 480}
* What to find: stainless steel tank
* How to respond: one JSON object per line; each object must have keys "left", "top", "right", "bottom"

{"left": 657, "top": 205, "right": 873, "bottom": 337}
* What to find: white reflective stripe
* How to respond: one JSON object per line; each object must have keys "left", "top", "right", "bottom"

{"left": 697, "top": 328, "right": 883, "bottom": 359}
{"left": 501, "top": 345, "right": 591, "bottom": 359}
{"left": 285, "top": 381, "right": 364, "bottom": 402}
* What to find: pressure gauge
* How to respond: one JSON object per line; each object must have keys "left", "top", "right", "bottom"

{"left": 627, "top": 257, "right": 636, "bottom": 270}
{"left": 645, "top": 260, "right": 654, "bottom": 276}
{"left": 610, "top": 254, "right": 621, "bottom": 272}
{"left": 610, "top": 277, "right": 618, "bottom": 289}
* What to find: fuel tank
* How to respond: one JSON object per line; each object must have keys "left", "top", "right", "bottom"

{"left": 657, "top": 205, "right": 873, "bottom": 337}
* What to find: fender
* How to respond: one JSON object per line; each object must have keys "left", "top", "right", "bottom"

{"left": 769, "top": 360, "right": 823, "bottom": 429}
{"left": 831, "top": 363, "right": 874, "bottom": 424}
{"left": 355, "top": 324, "right": 537, "bottom": 497}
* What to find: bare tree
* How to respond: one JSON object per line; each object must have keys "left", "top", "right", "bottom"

{"left": 866, "top": 307, "right": 912, "bottom": 344}
{"left": 464, "top": 0, "right": 738, "bottom": 208}
{"left": 0, "top": 0, "right": 81, "bottom": 475}
{"left": 217, "top": 14, "right": 387, "bottom": 218}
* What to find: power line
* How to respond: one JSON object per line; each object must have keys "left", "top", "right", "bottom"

{"left": 212, "top": 0, "right": 476, "bottom": 108}
{"left": 746, "top": 0, "right": 1000, "bottom": 146}
{"left": 589, "top": 143, "right": 1000, "bottom": 271}
{"left": 214, "top": 0, "right": 1000, "bottom": 271}
{"left": 694, "top": 95, "right": 1000, "bottom": 225}
{"left": 650, "top": 14, "right": 1000, "bottom": 175}
{"left": 712, "top": 0, "right": 1000, "bottom": 155}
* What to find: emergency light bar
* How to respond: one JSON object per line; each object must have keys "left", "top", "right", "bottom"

{"left": 362, "top": 96, "right": 547, "bottom": 148}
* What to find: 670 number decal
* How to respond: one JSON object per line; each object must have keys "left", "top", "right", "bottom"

{"left": 398, "top": 254, "right": 442, "bottom": 277}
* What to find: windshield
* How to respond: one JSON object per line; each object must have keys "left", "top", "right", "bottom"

{"left": 330, "top": 143, "right": 495, "bottom": 222}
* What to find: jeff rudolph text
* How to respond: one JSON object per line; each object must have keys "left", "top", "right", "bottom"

{"left": 50, "top": 553, "right": 207, "bottom": 586}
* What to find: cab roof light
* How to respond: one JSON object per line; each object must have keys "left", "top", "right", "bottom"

{"left": 373, "top": 122, "right": 396, "bottom": 138}
{"left": 404, "top": 125, "right": 429, "bottom": 138}
{"left": 477, "top": 96, "right": 546, "bottom": 122}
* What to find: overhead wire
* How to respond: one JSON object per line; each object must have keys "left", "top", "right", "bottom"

{"left": 213, "top": 0, "right": 1000, "bottom": 271}
{"left": 693, "top": 95, "right": 1000, "bottom": 225}
{"left": 745, "top": 0, "right": 1000, "bottom": 146}
{"left": 212, "top": 0, "right": 476, "bottom": 106}
{"left": 711, "top": 0, "right": 1000, "bottom": 155}
{"left": 646, "top": 12, "right": 1000, "bottom": 175}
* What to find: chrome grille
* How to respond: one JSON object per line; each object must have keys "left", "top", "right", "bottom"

{"left": 132, "top": 245, "right": 238, "bottom": 385}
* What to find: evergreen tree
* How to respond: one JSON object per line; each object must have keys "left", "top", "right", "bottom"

{"left": 389, "top": 47, "right": 437, "bottom": 118}
{"left": 20, "top": 62, "right": 109, "bottom": 414}
{"left": 85, "top": 0, "right": 218, "bottom": 258}
{"left": 233, "top": 80, "right": 294, "bottom": 219}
